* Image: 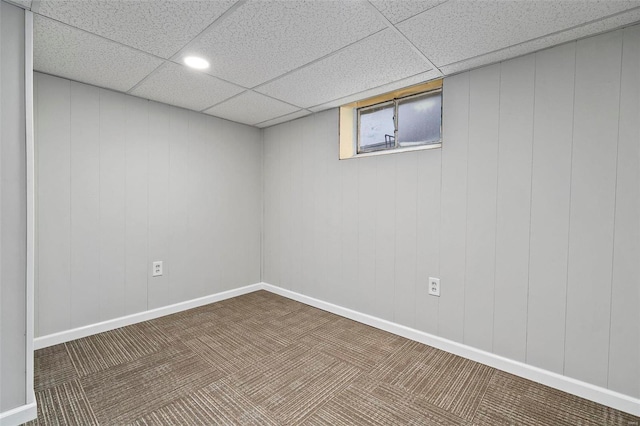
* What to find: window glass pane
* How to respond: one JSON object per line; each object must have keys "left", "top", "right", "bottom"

{"left": 358, "top": 102, "right": 395, "bottom": 152}
{"left": 397, "top": 91, "right": 441, "bottom": 146}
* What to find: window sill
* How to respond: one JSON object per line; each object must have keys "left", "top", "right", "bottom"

{"left": 343, "top": 142, "right": 442, "bottom": 160}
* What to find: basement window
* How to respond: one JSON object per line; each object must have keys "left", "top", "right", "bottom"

{"left": 339, "top": 79, "right": 443, "bottom": 159}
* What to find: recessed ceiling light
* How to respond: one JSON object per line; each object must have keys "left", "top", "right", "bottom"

{"left": 184, "top": 56, "right": 209, "bottom": 70}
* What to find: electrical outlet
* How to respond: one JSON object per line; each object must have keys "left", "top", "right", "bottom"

{"left": 428, "top": 277, "right": 440, "bottom": 297}
{"left": 152, "top": 261, "right": 163, "bottom": 277}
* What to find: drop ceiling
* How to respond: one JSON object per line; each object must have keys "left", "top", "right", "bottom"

{"left": 11, "top": 0, "right": 640, "bottom": 128}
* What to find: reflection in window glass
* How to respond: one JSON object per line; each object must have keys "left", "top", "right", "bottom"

{"left": 358, "top": 102, "right": 395, "bottom": 153}
{"left": 397, "top": 91, "right": 441, "bottom": 146}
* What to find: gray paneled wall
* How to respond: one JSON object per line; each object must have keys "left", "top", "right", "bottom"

{"left": 35, "top": 73, "right": 262, "bottom": 337}
{"left": 262, "top": 27, "right": 639, "bottom": 398}
{"left": 1, "top": 0, "right": 27, "bottom": 412}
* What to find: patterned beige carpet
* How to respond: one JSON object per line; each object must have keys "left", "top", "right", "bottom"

{"left": 28, "top": 290, "right": 639, "bottom": 425}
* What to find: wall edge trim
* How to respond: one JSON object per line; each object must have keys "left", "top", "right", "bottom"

{"left": 25, "top": 8, "right": 35, "bottom": 406}
{"left": 33, "top": 283, "right": 262, "bottom": 350}
{"left": 260, "top": 282, "right": 640, "bottom": 417}
{"left": 0, "top": 391, "right": 37, "bottom": 426}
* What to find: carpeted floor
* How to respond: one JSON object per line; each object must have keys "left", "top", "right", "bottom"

{"left": 28, "top": 290, "right": 639, "bottom": 425}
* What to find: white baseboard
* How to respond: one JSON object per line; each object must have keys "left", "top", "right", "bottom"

{"left": 261, "top": 283, "right": 640, "bottom": 417}
{"left": 0, "top": 392, "right": 37, "bottom": 426}
{"left": 31, "top": 281, "right": 639, "bottom": 417}
{"left": 34, "top": 283, "right": 262, "bottom": 350}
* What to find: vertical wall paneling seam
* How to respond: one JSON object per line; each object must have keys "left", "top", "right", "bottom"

{"left": 331, "top": 136, "right": 338, "bottom": 299}
{"left": 275, "top": 126, "right": 280, "bottom": 287}
{"left": 279, "top": 127, "right": 284, "bottom": 288}
{"left": 68, "top": 71, "right": 72, "bottom": 330}
{"left": 356, "top": 159, "right": 360, "bottom": 310}
{"left": 0, "top": 4, "right": 2, "bottom": 402}
{"left": 337, "top": 136, "right": 343, "bottom": 301}
{"left": 436, "top": 139, "right": 443, "bottom": 332}
{"left": 34, "top": 73, "right": 38, "bottom": 336}
{"left": 322, "top": 114, "right": 328, "bottom": 298}
{"left": 374, "top": 162, "right": 378, "bottom": 311}
{"left": 524, "top": 53, "right": 538, "bottom": 361}
{"left": 166, "top": 105, "right": 172, "bottom": 303}
{"left": 97, "top": 89, "right": 102, "bottom": 320}
{"left": 123, "top": 96, "right": 127, "bottom": 315}
{"left": 186, "top": 113, "right": 192, "bottom": 298}
{"left": 260, "top": 128, "right": 264, "bottom": 283}
{"left": 392, "top": 158, "right": 397, "bottom": 322}
{"left": 561, "top": 42, "right": 579, "bottom": 376}
{"left": 25, "top": 9, "right": 35, "bottom": 405}
{"left": 1, "top": 3, "right": 2, "bottom": 311}
{"left": 435, "top": 81, "right": 445, "bottom": 336}
{"left": 605, "top": 32, "right": 625, "bottom": 388}
{"left": 145, "top": 100, "right": 150, "bottom": 311}
{"left": 490, "top": 65, "right": 503, "bottom": 352}
{"left": 355, "top": 158, "right": 360, "bottom": 311}
{"left": 461, "top": 72, "right": 471, "bottom": 343}
{"left": 2, "top": 5, "right": 5, "bottom": 361}
{"left": 285, "top": 123, "right": 294, "bottom": 288}
{"left": 414, "top": 153, "right": 419, "bottom": 325}
{"left": 34, "top": 43, "right": 38, "bottom": 339}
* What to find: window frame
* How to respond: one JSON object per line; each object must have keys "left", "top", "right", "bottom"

{"left": 396, "top": 89, "right": 442, "bottom": 148}
{"left": 356, "top": 100, "right": 396, "bottom": 154}
{"left": 339, "top": 79, "right": 443, "bottom": 160}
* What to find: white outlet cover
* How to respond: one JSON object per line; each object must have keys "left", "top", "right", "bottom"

{"left": 428, "top": 277, "right": 440, "bottom": 297}
{"left": 152, "top": 261, "right": 163, "bottom": 277}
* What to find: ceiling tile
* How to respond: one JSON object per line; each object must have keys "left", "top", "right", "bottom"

{"left": 131, "top": 62, "right": 244, "bottom": 112}
{"left": 179, "top": 0, "right": 386, "bottom": 88}
{"left": 440, "top": 7, "right": 640, "bottom": 75}
{"left": 204, "top": 91, "right": 300, "bottom": 126}
{"left": 369, "top": 0, "right": 446, "bottom": 23}
{"left": 34, "top": 16, "right": 164, "bottom": 93}
{"left": 255, "top": 110, "right": 312, "bottom": 128}
{"left": 399, "top": 0, "right": 640, "bottom": 67}
{"left": 256, "top": 29, "right": 433, "bottom": 109}
{"left": 308, "top": 70, "right": 440, "bottom": 113}
{"left": 37, "top": 0, "right": 236, "bottom": 58}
